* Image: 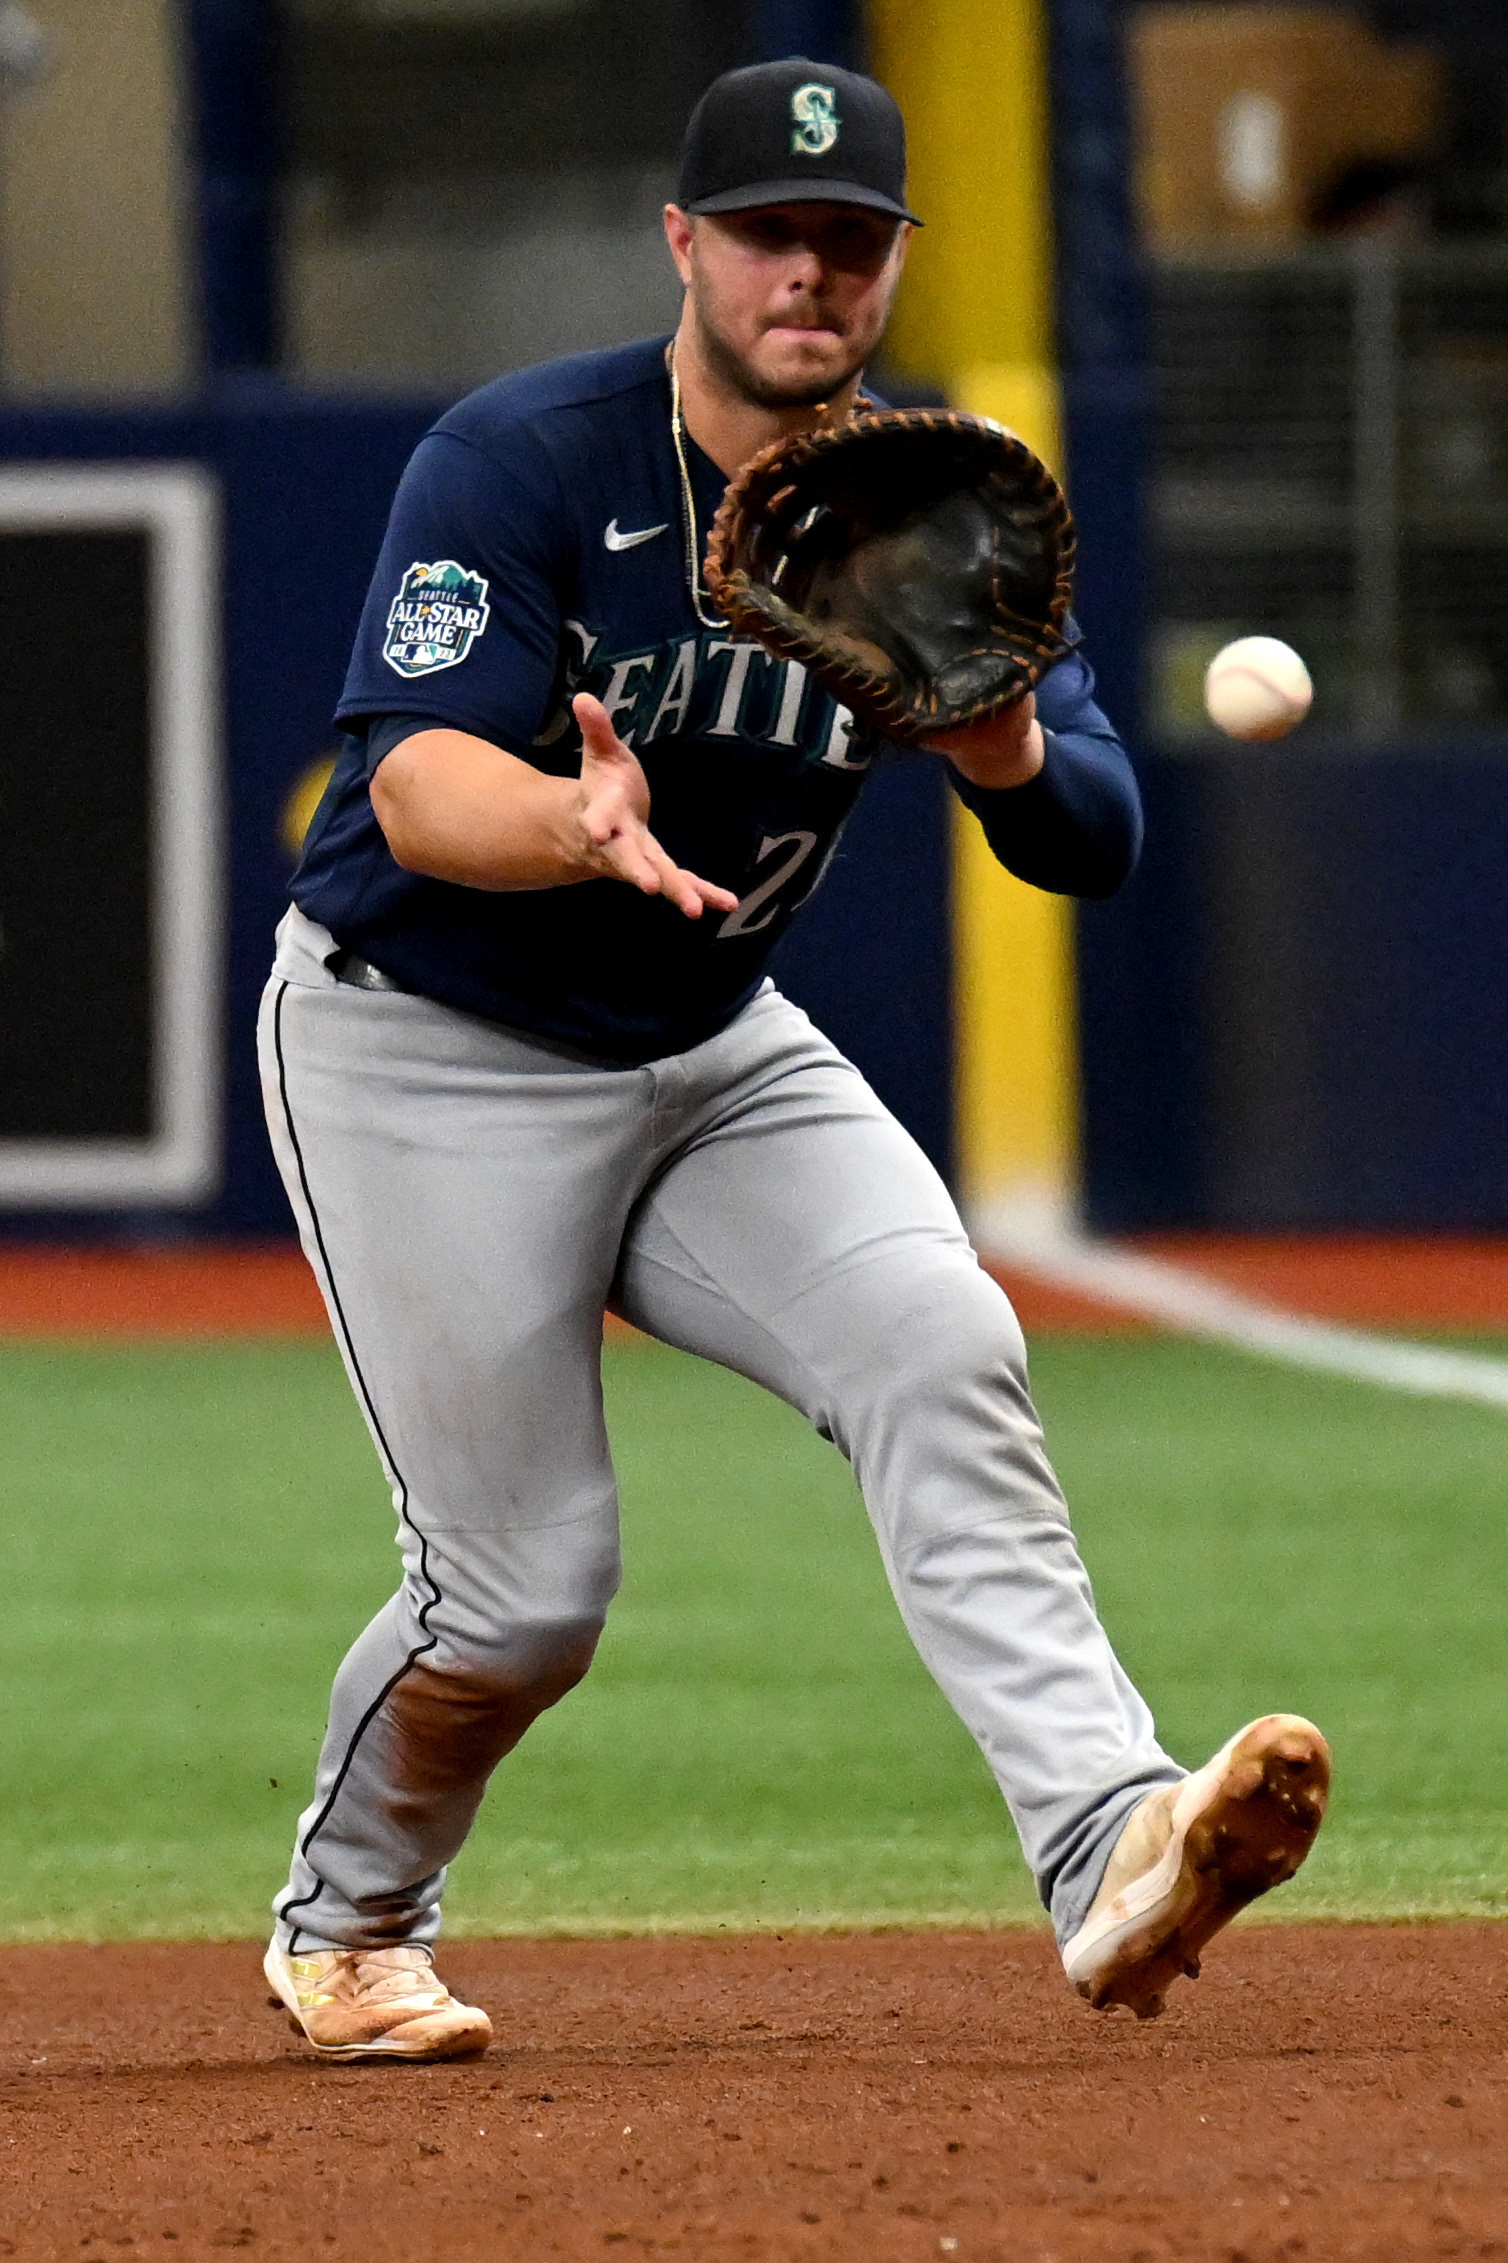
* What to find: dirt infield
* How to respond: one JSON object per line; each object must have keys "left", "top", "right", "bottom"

{"left": 2, "top": 1926, "right": 1505, "bottom": 2260}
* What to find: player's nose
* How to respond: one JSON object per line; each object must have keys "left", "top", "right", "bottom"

{"left": 780, "top": 244, "right": 826, "bottom": 288}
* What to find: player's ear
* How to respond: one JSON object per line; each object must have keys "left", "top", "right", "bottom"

{"left": 663, "top": 204, "right": 695, "bottom": 285}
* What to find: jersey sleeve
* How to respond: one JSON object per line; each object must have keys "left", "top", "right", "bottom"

{"left": 335, "top": 427, "right": 572, "bottom": 754}
{"left": 946, "top": 639, "right": 1143, "bottom": 899}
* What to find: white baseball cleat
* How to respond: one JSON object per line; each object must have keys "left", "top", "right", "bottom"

{"left": 265, "top": 1937, "right": 493, "bottom": 2062}
{"left": 1060, "top": 1713, "right": 1331, "bottom": 2020}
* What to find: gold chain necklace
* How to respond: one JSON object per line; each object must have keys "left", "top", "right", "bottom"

{"left": 668, "top": 349, "right": 866, "bottom": 633}
{"left": 669, "top": 351, "right": 724, "bottom": 631}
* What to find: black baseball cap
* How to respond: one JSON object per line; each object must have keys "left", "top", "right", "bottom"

{"left": 677, "top": 58, "right": 921, "bottom": 227}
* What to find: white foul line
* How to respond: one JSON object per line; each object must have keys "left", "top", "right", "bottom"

{"left": 979, "top": 1214, "right": 1508, "bottom": 1413}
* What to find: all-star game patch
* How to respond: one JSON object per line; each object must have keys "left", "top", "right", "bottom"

{"left": 383, "top": 560, "right": 491, "bottom": 677}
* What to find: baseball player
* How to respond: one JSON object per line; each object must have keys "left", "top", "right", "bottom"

{"left": 260, "top": 57, "right": 1329, "bottom": 2063}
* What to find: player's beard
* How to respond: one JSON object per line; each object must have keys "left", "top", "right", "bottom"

{"left": 691, "top": 296, "right": 871, "bottom": 411}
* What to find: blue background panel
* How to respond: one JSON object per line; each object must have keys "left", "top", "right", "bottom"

{"left": 1080, "top": 742, "right": 1508, "bottom": 1231}
{"left": 0, "top": 399, "right": 953, "bottom": 1235}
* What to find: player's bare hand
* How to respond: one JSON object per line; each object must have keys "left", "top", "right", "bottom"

{"left": 572, "top": 693, "right": 739, "bottom": 920}
{"left": 926, "top": 692, "right": 1044, "bottom": 789}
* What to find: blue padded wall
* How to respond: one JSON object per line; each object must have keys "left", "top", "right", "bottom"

{"left": 0, "top": 392, "right": 953, "bottom": 1235}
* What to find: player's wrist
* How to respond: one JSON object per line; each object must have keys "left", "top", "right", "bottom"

{"left": 929, "top": 712, "right": 1046, "bottom": 790}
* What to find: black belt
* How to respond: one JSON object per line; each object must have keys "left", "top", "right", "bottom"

{"left": 323, "top": 948, "right": 639, "bottom": 1071}
{"left": 327, "top": 948, "right": 410, "bottom": 995}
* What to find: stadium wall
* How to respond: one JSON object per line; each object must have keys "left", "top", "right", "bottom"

{"left": 0, "top": 396, "right": 955, "bottom": 1236}
{"left": 1041, "top": 0, "right": 1508, "bottom": 1233}
{"left": 2, "top": 1, "right": 1506, "bottom": 1235}
{"left": 1080, "top": 742, "right": 1508, "bottom": 1232}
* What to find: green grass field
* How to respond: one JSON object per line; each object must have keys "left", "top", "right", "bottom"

{"left": 2, "top": 1331, "right": 1505, "bottom": 1942}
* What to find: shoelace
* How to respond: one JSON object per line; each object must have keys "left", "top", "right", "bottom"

{"left": 338, "top": 1951, "right": 443, "bottom": 2004}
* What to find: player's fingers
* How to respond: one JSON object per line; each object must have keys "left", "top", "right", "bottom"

{"left": 590, "top": 810, "right": 733, "bottom": 919}
{"left": 626, "top": 823, "right": 737, "bottom": 916}
{"left": 573, "top": 691, "right": 638, "bottom": 772}
{"left": 689, "top": 873, "right": 740, "bottom": 913}
{"left": 660, "top": 865, "right": 738, "bottom": 920}
{"left": 596, "top": 827, "right": 663, "bottom": 895}
{"left": 635, "top": 833, "right": 737, "bottom": 920}
{"left": 640, "top": 836, "right": 707, "bottom": 918}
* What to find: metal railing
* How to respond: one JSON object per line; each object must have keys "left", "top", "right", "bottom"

{"left": 1148, "top": 244, "right": 1508, "bottom": 742}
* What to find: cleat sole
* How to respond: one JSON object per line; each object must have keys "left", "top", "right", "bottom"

{"left": 1063, "top": 1714, "right": 1330, "bottom": 2020}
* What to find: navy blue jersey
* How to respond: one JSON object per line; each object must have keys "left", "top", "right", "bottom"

{"left": 294, "top": 336, "right": 1140, "bottom": 1063}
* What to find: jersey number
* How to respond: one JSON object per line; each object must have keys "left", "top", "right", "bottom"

{"left": 717, "top": 829, "right": 826, "bottom": 940}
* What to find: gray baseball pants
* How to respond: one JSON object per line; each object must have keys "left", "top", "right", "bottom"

{"left": 259, "top": 905, "right": 1182, "bottom": 1956}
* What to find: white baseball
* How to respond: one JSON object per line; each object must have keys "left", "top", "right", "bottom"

{"left": 1204, "top": 636, "right": 1313, "bottom": 741}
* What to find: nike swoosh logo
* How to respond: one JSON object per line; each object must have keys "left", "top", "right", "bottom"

{"left": 604, "top": 518, "right": 669, "bottom": 552}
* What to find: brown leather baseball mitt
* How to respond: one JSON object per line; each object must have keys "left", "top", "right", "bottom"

{"left": 703, "top": 408, "right": 1076, "bottom": 749}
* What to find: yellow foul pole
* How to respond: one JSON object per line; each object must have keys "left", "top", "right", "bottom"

{"left": 867, "top": 0, "right": 1079, "bottom": 1235}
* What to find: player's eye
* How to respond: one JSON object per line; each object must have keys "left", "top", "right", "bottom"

{"left": 823, "top": 220, "right": 894, "bottom": 268}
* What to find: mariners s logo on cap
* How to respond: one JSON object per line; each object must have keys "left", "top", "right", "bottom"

{"left": 383, "top": 560, "right": 491, "bottom": 677}
{"left": 790, "top": 82, "right": 840, "bottom": 157}
{"left": 677, "top": 60, "right": 919, "bottom": 225}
